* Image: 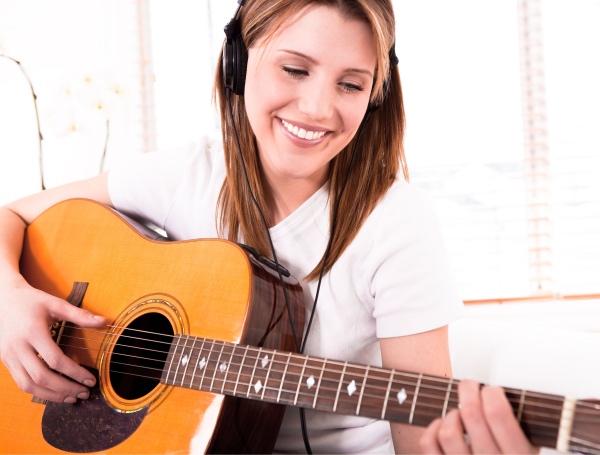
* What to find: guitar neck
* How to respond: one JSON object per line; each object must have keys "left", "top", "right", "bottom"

{"left": 161, "top": 335, "right": 594, "bottom": 453}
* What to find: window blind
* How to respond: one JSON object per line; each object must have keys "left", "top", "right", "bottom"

{"left": 405, "top": 0, "right": 600, "bottom": 301}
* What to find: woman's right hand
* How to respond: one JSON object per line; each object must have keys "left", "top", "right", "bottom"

{"left": 0, "top": 173, "right": 112, "bottom": 403}
{"left": 0, "top": 273, "right": 106, "bottom": 404}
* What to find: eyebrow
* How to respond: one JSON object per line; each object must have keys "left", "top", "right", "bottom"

{"left": 278, "top": 49, "right": 374, "bottom": 78}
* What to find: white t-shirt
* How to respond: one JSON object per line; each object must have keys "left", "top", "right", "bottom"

{"left": 108, "top": 136, "right": 464, "bottom": 453}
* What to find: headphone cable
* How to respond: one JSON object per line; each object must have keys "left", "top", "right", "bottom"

{"left": 298, "top": 112, "right": 370, "bottom": 454}
{"left": 226, "top": 88, "right": 301, "bottom": 353}
{"left": 226, "top": 87, "right": 370, "bottom": 454}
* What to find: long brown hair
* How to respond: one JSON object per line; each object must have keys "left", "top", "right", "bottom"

{"left": 213, "top": 0, "right": 408, "bottom": 281}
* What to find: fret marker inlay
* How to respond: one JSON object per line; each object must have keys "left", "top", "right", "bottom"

{"left": 181, "top": 354, "right": 189, "bottom": 366}
{"left": 397, "top": 388, "right": 407, "bottom": 405}
{"left": 254, "top": 380, "right": 263, "bottom": 394}
{"left": 306, "top": 375, "right": 315, "bottom": 389}
{"left": 347, "top": 380, "right": 357, "bottom": 396}
{"left": 199, "top": 357, "right": 206, "bottom": 370}
{"left": 261, "top": 355, "right": 269, "bottom": 368}
{"left": 219, "top": 362, "right": 227, "bottom": 373}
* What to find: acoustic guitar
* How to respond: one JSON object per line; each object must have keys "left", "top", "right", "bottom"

{"left": 0, "top": 199, "right": 598, "bottom": 454}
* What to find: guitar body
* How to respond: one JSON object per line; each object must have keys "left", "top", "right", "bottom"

{"left": 0, "top": 199, "right": 305, "bottom": 454}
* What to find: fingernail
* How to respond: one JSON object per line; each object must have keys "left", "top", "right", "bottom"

{"left": 77, "top": 391, "right": 89, "bottom": 400}
{"left": 83, "top": 379, "right": 95, "bottom": 387}
{"left": 92, "top": 315, "right": 105, "bottom": 321}
{"left": 64, "top": 396, "right": 77, "bottom": 404}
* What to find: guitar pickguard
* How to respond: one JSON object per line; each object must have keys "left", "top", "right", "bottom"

{"left": 42, "top": 366, "right": 148, "bottom": 453}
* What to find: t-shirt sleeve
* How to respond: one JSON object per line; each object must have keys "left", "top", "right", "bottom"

{"left": 107, "top": 139, "right": 209, "bottom": 234}
{"left": 369, "top": 183, "right": 464, "bottom": 338}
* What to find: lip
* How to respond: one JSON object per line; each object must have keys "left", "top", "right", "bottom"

{"left": 277, "top": 117, "right": 331, "bottom": 148}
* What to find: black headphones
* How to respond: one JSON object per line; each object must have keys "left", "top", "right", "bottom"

{"left": 222, "top": 0, "right": 398, "bottom": 111}
{"left": 223, "top": 0, "right": 248, "bottom": 96}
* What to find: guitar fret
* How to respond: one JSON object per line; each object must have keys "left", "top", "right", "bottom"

{"left": 277, "top": 352, "right": 293, "bottom": 403}
{"left": 179, "top": 336, "right": 193, "bottom": 387}
{"left": 190, "top": 338, "right": 207, "bottom": 389}
{"left": 209, "top": 341, "right": 226, "bottom": 391}
{"left": 332, "top": 363, "right": 348, "bottom": 413}
{"left": 356, "top": 365, "right": 370, "bottom": 416}
{"left": 442, "top": 379, "right": 453, "bottom": 418}
{"left": 381, "top": 370, "right": 395, "bottom": 420}
{"left": 260, "top": 350, "right": 277, "bottom": 400}
{"left": 183, "top": 337, "right": 198, "bottom": 388}
{"left": 312, "top": 359, "right": 327, "bottom": 409}
{"left": 246, "top": 347, "right": 263, "bottom": 398}
{"left": 294, "top": 356, "right": 309, "bottom": 406}
{"left": 167, "top": 335, "right": 183, "bottom": 385}
{"left": 199, "top": 339, "right": 217, "bottom": 391}
{"left": 408, "top": 373, "right": 422, "bottom": 425}
{"left": 233, "top": 345, "right": 249, "bottom": 396}
{"left": 173, "top": 336, "right": 187, "bottom": 385}
{"left": 220, "top": 343, "right": 236, "bottom": 394}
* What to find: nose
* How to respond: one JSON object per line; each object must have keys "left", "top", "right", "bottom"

{"left": 296, "top": 78, "right": 335, "bottom": 122}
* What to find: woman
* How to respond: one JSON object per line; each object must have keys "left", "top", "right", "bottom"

{"left": 0, "top": 0, "right": 536, "bottom": 452}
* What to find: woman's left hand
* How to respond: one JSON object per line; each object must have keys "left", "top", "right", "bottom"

{"left": 419, "top": 379, "right": 540, "bottom": 454}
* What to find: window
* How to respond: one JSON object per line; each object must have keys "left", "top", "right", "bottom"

{"left": 395, "top": 0, "right": 600, "bottom": 301}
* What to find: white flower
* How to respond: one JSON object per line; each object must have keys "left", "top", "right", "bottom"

{"left": 45, "top": 70, "right": 126, "bottom": 138}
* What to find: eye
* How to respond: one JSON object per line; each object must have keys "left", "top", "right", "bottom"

{"left": 282, "top": 66, "right": 308, "bottom": 79}
{"left": 339, "top": 82, "right": 364, "bottom": 94}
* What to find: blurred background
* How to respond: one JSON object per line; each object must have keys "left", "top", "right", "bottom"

{"left": 1, "top": 0, "right": 598, "bottom": 305}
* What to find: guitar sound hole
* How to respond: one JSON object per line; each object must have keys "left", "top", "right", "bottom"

{"left": 110, "top": 313, "right": 174, "bottom": 400}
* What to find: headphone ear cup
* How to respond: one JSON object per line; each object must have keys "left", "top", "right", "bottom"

{"left": 223, "top": 15, "right": 248, "bottom": 96}
{"left": 231, "top": 36, "right": 248, "bottom": 95}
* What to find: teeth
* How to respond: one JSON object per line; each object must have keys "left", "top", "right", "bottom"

{"left": 281, "top": 120, "right": 326, "bottom": 140}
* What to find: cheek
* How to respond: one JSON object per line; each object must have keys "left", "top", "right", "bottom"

{"left": 244, "top": 76, "right": 288, "bottom": 136}
{"left": 341, "top": 102, "right": 369, "bottom": 136}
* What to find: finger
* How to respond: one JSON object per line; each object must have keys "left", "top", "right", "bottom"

{"left": 481, "top": 386, "right": 537, "bottom": 454}
{"left": 420, "top": 418, "right": 445, "bottom": 454}
{"left": 45, "top": 296, "right": 106, "bottom": 328}
{"left": 13, "top": 347, "right": 91, "bottom": 403}
{"left": 458, "top": 380, "right": 501, "bottom": 454}
{"left": 30, "top": 333, "right": 97, "bottom": 390}
{"left": 437, "top": 409, "right": 472, "bottom": 455}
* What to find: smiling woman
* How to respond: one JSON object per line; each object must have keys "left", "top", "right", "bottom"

{"left": 242, "top": 5, "right": 377, "bottom": 223}
{"left": 0, "top": 1, "right": 464, "bottom": 453}
{"left": 1, "top": 1, "right": 596, "bottom": 454}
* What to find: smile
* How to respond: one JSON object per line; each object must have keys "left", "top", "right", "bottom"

{"left": 280, "top": 119, "right": 327, "bottom": 141}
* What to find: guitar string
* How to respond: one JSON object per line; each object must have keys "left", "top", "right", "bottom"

{"left": 58, "top": 325, "right": 558, "bottom": 399}
{"left": 93, "top": 358, "right": 600, "bottom": 451}
{"left": 58, "top": 330, "right": 565, "bottom": 411}
{"left": 54, "top": 333, "right": 600, "bottom": 425}
{"left": 89, "top": 325, "right": 599, "bottom": 407}
{"left": 57, "top": 334, "right": 570, "bottom": 424}
{"left": 568, "top": 436, "right": 600, "bottom": 451}
{"left": 56, "top": 326, "right": 600, "bottom": 414}
{"left": 101, "top": 358, "right": 575, "bottom": 433}
{"left": 108, "top": 361, "right": 600, "bottom": 453}
{"left": 66, "top": 324, "right": 600, "bottom": 411}
{"left": 56, "top": 338, "right": 600, "bottom": 436}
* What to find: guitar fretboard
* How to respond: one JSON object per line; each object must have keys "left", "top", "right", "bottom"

{"left": 160, "top": 334, "right": 591, "bottom": 453}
